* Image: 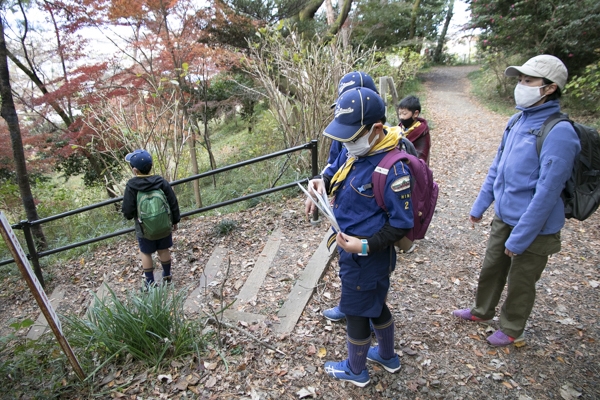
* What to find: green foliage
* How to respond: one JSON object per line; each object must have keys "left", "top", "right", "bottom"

{"left": 350, "top": 0, "right": 447, "bottom": 50}
{"left": 26, "top": 177, "right": 128, "bottom": 262}
{"left": 0, "top": 177, "right": 129, "bottom": 268}
{"left": 0, "top": 322, "right": 93, "bottom": 398}
{"left": 66, "top": 284, "right": 208, "bottom": 368}
{"left": 54, "top": 151, "right": 125, "bottom": 188}
{"left": 198, "top": 70, "right": 264, "bottom": 129}
{"left": 474, "top": 52, "right": 524, "bottom": 99}
{"left": 248, "top": 27, "right": 359, "bottom": 166}
{"left": 468, "top": 67, "right": 519, "bottom": 117}
{"left": 0, "top": 176, "right": 21, "bottom": 219}
{"left": 350, "top": 0, "right": 412, "bottom": 49}
{"left": 222, "top": 0, "right": 313, "bottom": 24}
{"left": 468, "top": 0, "right": 600, "bottom": 76}
{"left": 213, "top": 219, "right": 238, "bottom": 236}
{"left": 373, "top": 48, "right": 424, "bottom": 90}
{"left": 565, "top": 59, "right": 600, "bottom": 114}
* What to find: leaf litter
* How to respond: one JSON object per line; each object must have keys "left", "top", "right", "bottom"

{"left": 0, "top": 66, "right": 598, "bottom": 399}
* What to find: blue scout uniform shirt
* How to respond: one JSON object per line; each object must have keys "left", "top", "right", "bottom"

{"left": 330, "top": 152, "right": 414, "bottom": 236}
{"left": 326, "top": 150, "right": 414, "bottom": 317}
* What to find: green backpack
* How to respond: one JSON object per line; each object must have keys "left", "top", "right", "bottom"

{"left": 136, "top": 189, "right": 172, "bottom": 240}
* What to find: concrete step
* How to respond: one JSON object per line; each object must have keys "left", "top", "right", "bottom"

{"left": 27, "top": 227, "right": 336, "bottom": 339}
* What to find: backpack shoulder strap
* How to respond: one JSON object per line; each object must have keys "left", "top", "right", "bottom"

{"left": 400, "top": 138, "right": 418, "bottom": 158}
{"left": 500, "top": 112, "right": 522, "bottom": 153}
{"left": 373, "top": 148, "right": 406, "bottom": 212}
{"left": 535, "top": 112, "right": 571, "bottom": 156}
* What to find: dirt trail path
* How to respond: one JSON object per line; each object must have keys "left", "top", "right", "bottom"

{"left": 301, "top": 66, "right": 600, "bottom": 399}
{"left": 1, "top": 66, "right": 598, "bottom": 399}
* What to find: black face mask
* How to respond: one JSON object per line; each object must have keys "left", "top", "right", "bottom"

{"left": 400, "top": 117, "right": 415, "bottom": 128}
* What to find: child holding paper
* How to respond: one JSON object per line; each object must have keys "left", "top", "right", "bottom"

{"left": 305, "top": 88, "right": 414, "bottom": 387}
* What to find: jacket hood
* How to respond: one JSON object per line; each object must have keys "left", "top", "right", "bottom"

{"left": 126, "top": 175, "right": 166, "bottom": 192}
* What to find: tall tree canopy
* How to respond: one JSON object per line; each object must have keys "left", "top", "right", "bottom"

{"left": 349, "top": 0, "right": 446, "bottom": 49}
{"left": 467, "top": 0, "right": 600, "bottom": 75}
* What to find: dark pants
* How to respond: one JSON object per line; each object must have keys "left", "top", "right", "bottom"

{"left": 471, "top": 216, "right": 561, "bottom": 338}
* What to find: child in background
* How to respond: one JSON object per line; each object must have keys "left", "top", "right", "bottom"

{"left": 122, "top": 149, "right": 180, "bottom": 289}
{"left": 398, "top": 95, "right": 431, "bottom": 165}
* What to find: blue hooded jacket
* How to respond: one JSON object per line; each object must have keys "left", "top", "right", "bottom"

{"left": 470, "top": 100, "right": 580, "bottom": 254}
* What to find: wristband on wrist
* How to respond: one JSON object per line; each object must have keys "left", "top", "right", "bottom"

{"left": 358, "top": 239, "right": 368, "bottom": 256}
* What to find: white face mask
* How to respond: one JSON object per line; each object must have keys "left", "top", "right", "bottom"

{"left": 344, "top": 125, "right": 376, "bottom": 157}
{"left": 514, "top": 83, "right": 547, "bottom": 108}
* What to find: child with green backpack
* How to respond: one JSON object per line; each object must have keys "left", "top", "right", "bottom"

{"left": 122, "top": 149, "right": 180, "bottom": 289}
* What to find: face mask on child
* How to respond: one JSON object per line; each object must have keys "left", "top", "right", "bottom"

{"left": 514, "top": 83, "right": 548, "bottom": 108}
{"left": 344, "top": 125, "right": 376, "bottom": 157}
{"left": 400, "top": 117, "right": 414, "bottom": 128}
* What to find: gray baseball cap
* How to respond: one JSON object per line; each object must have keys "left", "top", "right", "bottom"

{"left": 505, "top": 55, "right": 568, "bottom": 90}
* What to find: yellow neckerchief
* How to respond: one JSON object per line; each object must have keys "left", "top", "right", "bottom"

{"left": 400, "top": 120, "right": 422, "bottom": 136}
{"left": 329, "top": 128, "right": 400, "bottom": 197}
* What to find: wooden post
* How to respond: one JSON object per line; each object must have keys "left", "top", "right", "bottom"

{"left": 0, "top": 212, "right": 85, "bottom": 380}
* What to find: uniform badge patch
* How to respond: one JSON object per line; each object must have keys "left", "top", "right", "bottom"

{"left": 391, "top": 175, "right": 411, "bottom": 192}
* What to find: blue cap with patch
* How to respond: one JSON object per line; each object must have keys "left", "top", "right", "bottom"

{"left": 323, "top": 87, "right": 386, "bottom": 142}
{"left": 331, "top": 71, "right": 379, "bottom": 109}
{"left": 338, "top": 71, "right": 378, "bottom": 96}
{"left": 125, "top": 149, "right": 152, "bottom": 170}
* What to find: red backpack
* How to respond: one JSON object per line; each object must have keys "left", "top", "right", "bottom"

{"left": 372, "top": 148, "right": 438, "bottom": 241}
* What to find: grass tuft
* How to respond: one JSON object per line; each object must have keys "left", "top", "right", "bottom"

{"left": 66, "top": 284, "right": 209, "bottom": 369}
{"left": 212, "top": 219, "right": 238, "bottom": 237}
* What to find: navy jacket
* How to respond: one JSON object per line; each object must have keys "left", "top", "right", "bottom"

{"left": 122, "top": 175, "right": 181, "bottom": 238}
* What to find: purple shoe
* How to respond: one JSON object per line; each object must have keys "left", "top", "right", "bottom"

{"left": 486, "top": 330, "right": 525, "bottom": 347}
{"left": 452, "top": 308, "right": 491, "bottom": 322}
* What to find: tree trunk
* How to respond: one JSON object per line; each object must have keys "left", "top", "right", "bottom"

{"left": 189, "top": 128, "right": 202, "bottom": 208}
{"left": 204, "top": 99, "right": 217, "bottom": 189}
{"left": 298, "top": 0, "right": 326, "bottom": 21}
{"left": 0, "top": 16, "right": 46, "bottom": 283}
{"left": 433, "top": 0, "right": 454, "bottom": 63}
{"left": 326, "top": 0, "right": 353, "bottom": 39}
{"left": 324, "top": 0, "right": 335, "bottom": 24}
{"left": 409, "top": 0, "right": 421, "bottom": 40}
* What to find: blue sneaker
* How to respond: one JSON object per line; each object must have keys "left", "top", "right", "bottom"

{"left": 367, "top": 346, "right": 401, "bottom": 373}
{"left": 324, "top": 359, "right": 370, "bottom": 387}
{"left": 323, "top": 306, "right": 346, "bottom": 322}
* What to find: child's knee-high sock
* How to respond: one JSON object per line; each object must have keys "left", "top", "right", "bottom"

{"left": 347, "top": 335, "right": 371, "bottom": 374}
{"left": 161, "top": 260, "right": 171, "bottom": 277}
{"left": 372, "top": 317, "right": 395, "bottom": 360}
{"left": 143, "top": 268, "right": 155, "bottom": 284}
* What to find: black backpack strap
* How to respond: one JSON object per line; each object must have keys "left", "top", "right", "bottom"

{"left": 535, "top": 112, "right": 571, "bottom": 156}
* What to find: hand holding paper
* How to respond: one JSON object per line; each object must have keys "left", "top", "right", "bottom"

{"left": 299, "top": 182, "right": 340, "bottom": 232}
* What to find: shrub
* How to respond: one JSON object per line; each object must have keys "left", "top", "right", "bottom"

{"left": 66, "top": 284, "right": 209, "bottom": 368}
{"left": 565, "top": 60, "right": 600, "bottom": 114}
{"left": 212, "top": 219, "right": 238, "bottom": 236}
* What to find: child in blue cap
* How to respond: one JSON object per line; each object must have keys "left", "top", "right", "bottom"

{"left": 324, "top": 71, "right": 379, "bottom": 169}
{"left": 305, "top": 87, "right": 414, "bottom": 387}
{"left": 122, "top": 149, "right": 180, "bottom": 288}
{"left": 321, "top": 72, "right": 418, "bottom": 323}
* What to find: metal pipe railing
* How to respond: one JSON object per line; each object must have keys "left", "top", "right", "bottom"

{"left": 1, "top": 141, "right": 320, "bottom": 278}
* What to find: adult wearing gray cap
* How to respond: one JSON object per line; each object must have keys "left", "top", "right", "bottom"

{"left": 452, "top": 55, "right": 581, "bottom": 346}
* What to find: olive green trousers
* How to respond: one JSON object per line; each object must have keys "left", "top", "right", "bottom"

{"left": 471, "top": 216, "right": 561, "bottom": 338}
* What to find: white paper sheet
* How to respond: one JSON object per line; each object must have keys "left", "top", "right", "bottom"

{"left": 298, "top": 182, "right": 340, "bottom": 233}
